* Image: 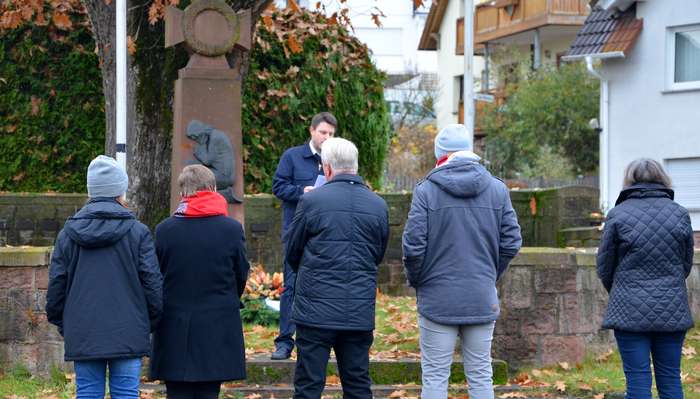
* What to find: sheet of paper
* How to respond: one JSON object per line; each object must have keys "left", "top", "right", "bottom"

{"left": 313, "top": 175, "right": 327, "bottom": 188}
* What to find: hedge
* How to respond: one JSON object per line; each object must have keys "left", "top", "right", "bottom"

{"left": 242, "top": 8, "right": 392, "bottom": 192}
{"left": 0, "top": 25, "right": 104, "bottom": 192}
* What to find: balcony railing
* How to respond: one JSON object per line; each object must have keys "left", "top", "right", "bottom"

{"left": 456, "top": 0, "right": 589, "bottom": 54}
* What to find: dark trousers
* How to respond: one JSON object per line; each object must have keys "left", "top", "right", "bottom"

{"left": 614, "top": 330, "right": 686, "bottom": 399}
{"left": 165, "top": 381, "right": 221, "bottom": 399}
{"left": 293, "top": 325, "right": 374, "bottom": 399}
{"left": 274, "top": 259, "right": 297, "bottom": 351}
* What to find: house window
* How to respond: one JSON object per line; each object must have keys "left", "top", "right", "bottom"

{"left": 666, "top": 157, "right": 700, "bottom": 231}
{"left": 666, "top": 157, "right": 700, "bottom": 212}
{"left": 666, "top": 25, "right": 700, "bottom": 91}
{"left": 454, "top": 75, "right": 464, "bottom": 112}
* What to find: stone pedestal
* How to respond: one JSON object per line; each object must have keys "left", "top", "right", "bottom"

{"left": 170, "top": 67, "right": 244, "bottom": 223}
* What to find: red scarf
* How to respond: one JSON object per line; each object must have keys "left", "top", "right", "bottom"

{"left": 174, "top": 191, "right": 228, "bottom": 218}
{"left": 435, "top": 155, "right": 450, "bottom": 168}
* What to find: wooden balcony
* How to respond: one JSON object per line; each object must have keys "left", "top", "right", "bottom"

{"left": 455, "top": 0, "right": 589, "bottom": 51}
{"left": 456, "top": 18, "right": 486, "bottom": 55}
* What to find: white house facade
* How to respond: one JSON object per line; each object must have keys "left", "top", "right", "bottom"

{"left": 419, "top": 0, "right": 485, "bottom": 131}
{"left": 565, "top": 0, "right": 700, "bottom": 231}
{"left": 276, "top": 0, "right": 438, "bottom": 75}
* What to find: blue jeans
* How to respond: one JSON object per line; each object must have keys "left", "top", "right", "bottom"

{"left": 74, "top": 357, "right": 142, "bottom": 399}
{"left": 614, "top": 330, "right": 686, "bottom": 399}
{"left": 274, "top": 259, "right": 297, "bottom": 351}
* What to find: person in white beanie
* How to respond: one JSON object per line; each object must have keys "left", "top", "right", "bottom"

{"left": 433, "top": 123, "right": 481, "bottom": 166}
{"left": 402, "top": 124, "right": 522, "bottom": 399}
{"left": 46, "top": 155, "right": 163, "bottom": 399}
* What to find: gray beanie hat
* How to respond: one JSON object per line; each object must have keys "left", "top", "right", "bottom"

{"left": 434, "top": 124, "right": 473, "bottom": 159}
{"left": 87, "top": 155, "right": 128, "bottom": 198}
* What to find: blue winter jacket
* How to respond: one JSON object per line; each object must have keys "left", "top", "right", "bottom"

{"left": 272, "top": 143, "right": 324, "bottom": 234}
{"left": 285, "top": 174, "right": 389, "bottom": 331}
{"left": 402, "top": 158, "right": 522, "bottom": 325}
{"left": 597, "top": 183, "right": 695, "bottom": 332}
{"left": 45, "top": 198, "right": 163, "bottom": 361}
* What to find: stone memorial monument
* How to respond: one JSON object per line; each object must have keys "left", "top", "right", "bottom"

{"left": 165, "top": 0, "right": 251, "bottom": 224}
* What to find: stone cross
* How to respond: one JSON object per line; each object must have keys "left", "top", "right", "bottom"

{"left": 165, "top": 0, "right": 251, "bottom": 224}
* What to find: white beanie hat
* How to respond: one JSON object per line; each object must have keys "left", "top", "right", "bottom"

{"left": 434, "top": 124, "right": 473, "bottom": 159}
{"left": 86, "top": 155, "right": 128, "bottom": 198}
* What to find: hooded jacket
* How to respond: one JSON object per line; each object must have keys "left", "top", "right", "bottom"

{"left": 45, "top": 198, "right": 163, "bottom": 361}
{"left": 402, "top": 156, "right": 522, "bottom": 325}
{"left": 597, "top": 183, "right": 695, "bottom": 332}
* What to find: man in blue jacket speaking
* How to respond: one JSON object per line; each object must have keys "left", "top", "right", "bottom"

{"left": 270, "top": 112, "right": 337, "bottom": 360}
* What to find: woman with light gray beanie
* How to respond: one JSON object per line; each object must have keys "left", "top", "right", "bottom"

{"left": 46, "top": 155, "right": 163, "bottom": 399}
{"left": 403, "top": 124, "right": 521, "bottom": 399}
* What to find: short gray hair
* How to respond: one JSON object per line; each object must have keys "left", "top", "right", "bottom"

{"left": 321, "top": 137, "right": 358, "bottom": 173}
{"left": 623, "top": 158, "right": 672, "bottom": 189}
{"left": 178, "top": 165, "right": 216, "bottom": 197}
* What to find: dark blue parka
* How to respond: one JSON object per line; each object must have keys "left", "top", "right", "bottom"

{"left": 45, "top": 198, "right": 163, "bottom": 361}
{"left": 597, "top": 183, "right": 695, "bottom": 332}
{"left": 272, "top": 143, "right": 324, "bottom": 233}
{"left": 285, "top": 174, "right": 389, "bottom": 331}
{"left": 402, "top": 158, "right": 522, "bottom": 325}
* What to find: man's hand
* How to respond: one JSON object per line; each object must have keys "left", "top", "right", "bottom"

{"left": 303, "top": 186, "right": 314, "bottom": 193}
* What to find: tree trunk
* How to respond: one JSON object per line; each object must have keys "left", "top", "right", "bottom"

{"left": 82, "top": 0, "right": 271, "bottom": 228}
{"left": 83, "top": 1, "right": 116, "bottom": 155}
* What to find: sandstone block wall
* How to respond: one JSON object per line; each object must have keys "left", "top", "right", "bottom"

{"left": 3, "top": 246, "right": 698, "bottom": 375}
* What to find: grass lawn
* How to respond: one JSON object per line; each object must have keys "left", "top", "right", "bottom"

{"left": 511, "top": 327, "right": 700, "bottom": 398}
{"left": 0, "top": 364, "right": 74, "bottom": 399}
{"left": 2, "top": 295, "right": 699, "bottom": 398}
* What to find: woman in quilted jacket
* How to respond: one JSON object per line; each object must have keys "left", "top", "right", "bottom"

{"left": 597, "top": 158, "right": 695, "bottom": 399}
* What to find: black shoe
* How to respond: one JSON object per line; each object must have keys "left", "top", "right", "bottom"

{"left": 270, "top": 347, "right": 292, "bottom": 360}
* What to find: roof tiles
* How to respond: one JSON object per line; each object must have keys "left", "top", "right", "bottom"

{"left": 566, "top": 5, "right": 642, "bottom": 58}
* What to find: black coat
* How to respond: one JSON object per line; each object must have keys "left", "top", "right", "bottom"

{"left": 285, "top": 174, "right": 389, "bottom": 331}
{"left": 597, "top": 183, "right": 695, "bottom": 332}
{"left": 150, "top": 215, "right": 250, "bottom": 382}
{"left": 45, "top": 198, "right": 163, "bottom": 361}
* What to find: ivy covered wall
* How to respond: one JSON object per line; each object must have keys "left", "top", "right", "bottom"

{"left": 0, "top": 5, "right": 391, "bottom": 194}
{"left": 0, "top": 24, "right": 104, "bottom": 192}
